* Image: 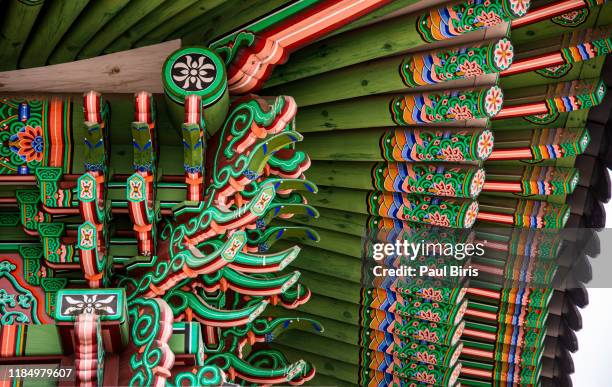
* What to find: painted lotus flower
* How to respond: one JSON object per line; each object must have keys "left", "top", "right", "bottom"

{"left": 420, "top": 309, "right": 441, "bottom": 322}
{"left": 427, "top": 212, "right": 451, "bottom": 227}
{"left": 439, "top": 146, "right": 465, "bottom": 162}
{"left": 416, "top": 328, "right": 439, "bottom": 342}
{"left": 464, "top": 202, "right": 479, "bottom": 228}
{"left": 447, "top": 104, "right": 474, "bottom": 120}
{"left": 416, "top": 351, "right": 437, "bottom": 364}
{"left": 430, "top": 181, "right": 456, "bottom": 197}
{"left": 470, "top": 168, "right": 486, "bottom": 197}
{"left": 510, "top": 0, "right": 530, "bottom": 16}
{"left": 476, "top": 11, "right": 502, "bottom": 26}
{"left": 415, "top": 371, "right": 437, "bottom": 384}
{"left": 419, "top": 288, "right": 443, "bottom": 302}
{"left": 477, "top": 130, "right": 494, "bottom": 158}
{"left": 484, "top": 87, "right": 503, "bottom": 116}
{"left": 457, "top": 60, "right": 484, "bottom": 77}
{"left": 9, "top": 125, "right": 44, "bottom": 163}
{"left": 494, "top": 39, "right": 514, "bottom": 70}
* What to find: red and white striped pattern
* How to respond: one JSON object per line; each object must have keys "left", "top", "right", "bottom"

{"left": 74, "top": 313, "right": 102, "bottom": 387}
{"left": 134, "top": 91, "right": 154, "bottom": 124}
{"left": 226, "top": 0, "right": 390, "bottom": 93}
{"left": 184, "top": 95, "right": 204, "bottom": 202}
{"left": 83, "top": 91, "right": 103, "bottom": 124}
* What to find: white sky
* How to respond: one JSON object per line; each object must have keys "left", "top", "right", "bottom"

{"left": 572, "top": 170, "right": 612, "bottom": 385}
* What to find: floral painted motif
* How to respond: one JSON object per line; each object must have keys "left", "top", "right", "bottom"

{"left": 381, "top": 128, "right": 493, "bottom": 162}
{"left": 400, "top": 39, "right": 513, "bottom": 87}
{"left": 552, "top": 9, "right": 589, "bottom": 27}
{"left": 79, "top": 226, "right": 95, "bottom": 249}
{"left": 469, "top": 168, "right": 486, "bottom": 197}
{"left": 9, "top": 125, "right": 44, "bottom": 163}
{"left": 79, "top": 178, "right": 94, "bottom": 201}
{"left": 484, "top": 86, "right": 503, "bottom": 116}
{"left": 171, "top": 54, "right": 216, "bottom": 91}
{"left": 477, "top": 130, "right": 494, "bottom": 159}
{"left": 457, "top": 60, "right": 484, "bottom": 77}
{"left": 448, "top": 105, "right": 474, "bottom": 120}
{"left": 414, "top": 371, "right": 436, "bottom": 384}
{"left": 463, "top": 201, "right": 479, "bottom": 228}
{"left": 372, "top": 163, "right": 482, "bottom": 198}
{"left": 369, "top": 192, "right": 477, "bottom": 228}
{"left": 416, "top": 328, "right": 439, "bottom": 343}
{"left": 509, "top": 0, "right": 530, "bottom": 17}
{"left": 390, "top": 87, "right": 502, "bottom": 126}
{"left": 62, "top": 294, "right": 116, "bottom": 316}
{"left": 439, "top": 147, "right": 465, "bottom": 162}
{"left": 494, "top": 39, "right": 514, "bottom": 69}
{"left": 535, "top": 63, "right": 573, "bottom": 78}
{"left": 476, "top": 11, "right": 503, "bottom": 26}
{"left": 128, "top": 178, "right": 144, "bottom": 202}
{"left": 416, "top": 0, "right": 530, "bottom": 43}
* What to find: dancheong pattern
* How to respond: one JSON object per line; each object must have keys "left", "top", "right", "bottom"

{"left": 416, "top": 0, "right": 529, "bottom": 42}
{"left": 389, "top": 87, "right": 503, "bottom": 125}
{"left": 400, "top": 38, "right": 514, "bottom": 87}
{"left": 0, "top": 1, "right": 609, "bottom": 386}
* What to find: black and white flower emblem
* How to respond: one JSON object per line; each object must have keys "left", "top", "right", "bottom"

{"left": 61, "top": 294, "right": 117, "bottom": 316}
{"left": 171, "top": 54, "right": 217, "bottom": 91}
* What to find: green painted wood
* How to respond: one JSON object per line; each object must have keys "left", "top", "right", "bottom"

{"left": 264, "top": 48, "right": 409, "bottom": 106}
{"left": 265, "top": 38, "right": 510, "bottom": 107}
{"left": 135, "top": 0, "right": 226, "bottom": 48}
{"left": 325, "top": 0, "right": 420, "bottom": 38}
{"left": 303, "top": 373, "right": 356, "bottom": 387}
{"left": 284, "top": 206, "right": 369, "bottom": 236}
{"left": 265, "top": 10, "right": 429, "bottom": 87}
{"left": 76, "top": 0, "right": 166, "bottom": 60}
{"left": 300, "top": 128, "right": 387, "bottom": 160}
{"left": 501, "top": 60, "right": 587, "bottom": 90}
{"left": 24, "top": 325, "right": 63, "bottom": 355}
{"left": 296, "top": 95, "right": 397, "bottom": 132}
{"left": 267, "top": 306, "right": 359, "bottom": 345}
{"left": 103, "top": 0, "right": 200, "bottom": 54}
{"left": 0, "top": 0, "right": 45, "bottom": 71}
{"left": 303, "top": 186, "right": 369, "bottom": 218}
{"left": 274, "top": 240, "right": 361, "bottom": 282}
{"left": 309, "top": 161, "right": 481, "bottom": 194}
{"left": 177, "top": 0, "right": 291, "bottom": 45}
{"left": 275, "top": 330, "right": 360, "bottom": 365}
{"left": 511, "top": 2, "right": 610, "bottom": 45}
{"left": 48, "top": 0, "right": 131, "bottom": 64}
{"left": 271, "top": 343, "right": 359, "bottom": 384}
{"left": 18, "top": 0, "right": 90, "bottom": 68}
{"left": 297, "top": 268, "right": 362, "bottom": 304}
{"left": 297, "top": 293, "right": 360, "bottom": 326}
{"left": 284, "top": 222, "right": 363, "bottom": 258}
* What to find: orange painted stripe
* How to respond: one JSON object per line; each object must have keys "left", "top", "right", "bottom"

{"left": 477, "top": 212, "right": 514, "bottom": 224}
{"left": 461, "top": 366, "right": 492, "bottom": 378}
{"left": 462, "top": 347, "right": 493, "bottom": 359}
{"left": 482, "top": 181, "right": 522, "bottom": 192}
{"left": 501, "top": 52, "right": 564, "bottom": 76}
{"left": 467, "top": 288, "right": 500, "bottom": 299}
{"left": 495, "top": 102, "right": 548, "bottom": 119}
{"left": 488, "top": 148, "right": 533, "bottom": 160}
{"left": 48, "top": 98, "right": 64, "bottom": 167}
{"left": 463, "top": 328, "right": 496, "bottom": 341}
{"left": 465, "top": 308, "right": 497, "bottom": 320}
{"left": 0, "top": 325, "right": 16, "bottom": 357}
